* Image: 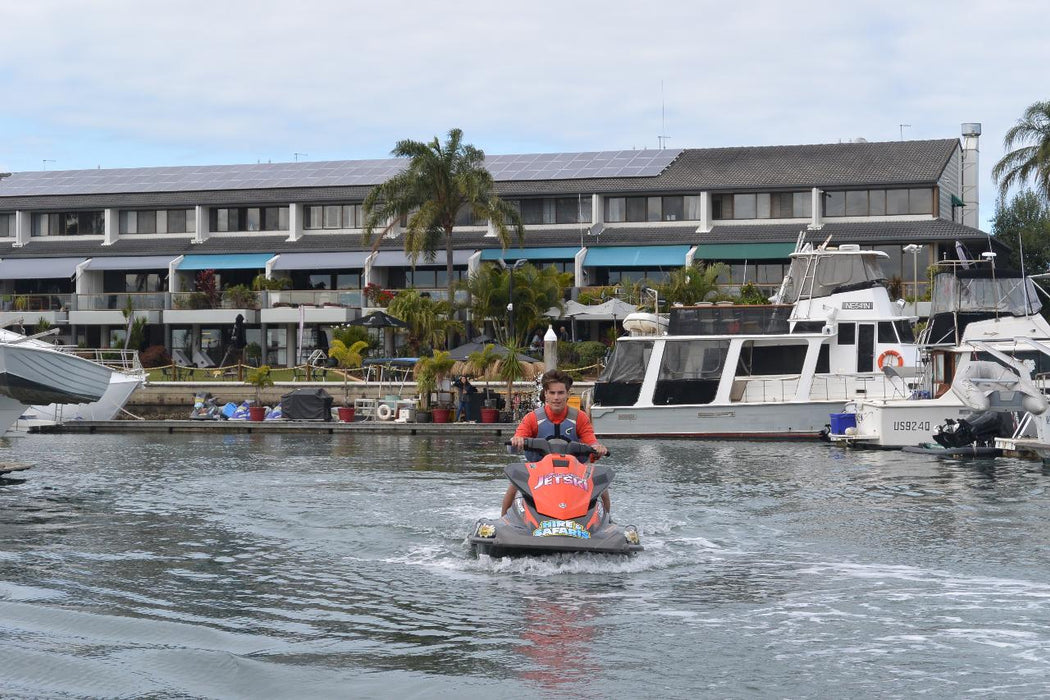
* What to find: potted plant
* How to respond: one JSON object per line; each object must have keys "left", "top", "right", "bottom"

{"left": 415, "top": 350, "right": 455, "bottom": 423}
{"left": 246, "top": 365, "right": 274, "bottom": 421}
{"left": 328, "top": 338, "right": 368, "bottom": 421}
{"left": 223, "top": 284, "right": 258, "bottom": 309}
{"left": 467, "top": 343, "right": 501, "bottom": 423}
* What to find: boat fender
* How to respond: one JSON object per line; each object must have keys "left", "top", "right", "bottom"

{"left": 877, "top": 349, "right": 904, "bottom": 369}
{"left": 377, "top": 403, "right": 394, "bottom": 421}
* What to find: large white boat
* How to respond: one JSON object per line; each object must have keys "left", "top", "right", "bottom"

{"left": 0, "top": 329, "right": 143, "bottom": 435}
{"left": 589, "top": 241, "right": 920, "bottom": 439}
{"left": 828, "top": 265, "right": 1050, "bottom": 449}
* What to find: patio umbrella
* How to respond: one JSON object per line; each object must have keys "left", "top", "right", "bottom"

{"left": 348, "top": 310, "right": 408, "bottom": 329}
{"left": 349, "top": 310, "right": 408, "bottom": 360}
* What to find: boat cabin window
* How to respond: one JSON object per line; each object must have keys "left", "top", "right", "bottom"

{"left": 654, "top": 340, "right": 729, "bottom": 405}
{"left": 838, "top": 323, "right": 855, "bottom": 345}
{"left": 737, "top": 341, "right": 814, "bottom": 376}
{"left": 878, "top": 322, "right": 897, "bottom": 343}
{"left": 792, "top": 321, "right": 825, "bottom": 333}
{"left": 593, "top": 340, "right": 654, "bottom": 406}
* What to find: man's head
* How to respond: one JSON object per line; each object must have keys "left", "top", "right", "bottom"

{"left": 540, "top": 369, "right": 573, "bottom": 412}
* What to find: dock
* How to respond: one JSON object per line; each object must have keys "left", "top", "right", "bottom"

{"left": 30, "top": 420, "right": 518, "bottom": 436}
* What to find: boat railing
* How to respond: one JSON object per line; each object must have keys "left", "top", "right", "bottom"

{"left": 55, "top": 346, "right": 144, "bottom": 373}
{"left": 732, "top": 372, "right": 908, "bottom": 403}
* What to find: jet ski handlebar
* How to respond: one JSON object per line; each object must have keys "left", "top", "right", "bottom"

{"left": 506, "top": 438, "right": 611, "bottom": 458}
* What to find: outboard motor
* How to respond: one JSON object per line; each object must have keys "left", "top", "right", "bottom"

{"left": 933, "top": 411, "right": 1015, "bottom": 448}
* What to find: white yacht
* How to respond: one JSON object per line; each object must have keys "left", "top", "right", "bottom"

{"left": 589, "top": 241, "right": 920, "bottom": 439}
{"left": 828, "top": 265, "right": 1050, "bottom": 449}
{"left": 0, "top": 329, "right": 140, "bottom": 435}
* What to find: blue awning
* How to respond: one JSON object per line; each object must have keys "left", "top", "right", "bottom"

{"left": 479, "top": 247, "right": 580, "bottom": 262}
{"left": 583, "top": 245, "right": 691, "bottom": 267}
{"left": 270, "top": 252, "right": 372, "bottom": 271}
{"left": 177, "top": 253, "right": 275, "bottom": 271}
{"left": 83, "top": 255, "right": 179, "bottom": 271}
{"left": 0, "top": 257, "right": 87, "bottom": 279}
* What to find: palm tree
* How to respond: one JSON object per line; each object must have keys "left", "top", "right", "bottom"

{"left": 361, "top": 128, "right": 525, "bottom": 305}
{"left": 328, "top": 338, "right": 369, "bottom": 405}
{"left": 458, "top": 262, "right": 570, "bottom": 346}
{"left": 654, "top": 262, "right": 727, "bottom": 307}
{"left": 993, "top": 101, "right": 1050, "bottom": 200}
{"left": 387, "top": 289, "right": 463, "bottom": 353}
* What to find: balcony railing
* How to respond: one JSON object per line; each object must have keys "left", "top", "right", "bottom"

{"left": 75, "top": 292, "right": 168, "bottom": 311}
{"left": 1, "top": 293, "right": 73, "bottom": 312}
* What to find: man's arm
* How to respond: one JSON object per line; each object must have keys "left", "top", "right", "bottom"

{"left": 575, "top": 411, "right": 608, "bottom": 457}
{"left": 510, "top": 411, "right": 538, "bottom": 449}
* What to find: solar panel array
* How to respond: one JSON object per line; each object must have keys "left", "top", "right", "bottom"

{"left": 0, "top": 149, "right": 682, "bottom": 197}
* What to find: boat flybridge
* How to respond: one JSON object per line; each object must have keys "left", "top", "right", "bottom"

{"left": 827, "top": 262, "right": 1050, "bottom": 449}
{"left": 589, "top": 239, "right": 920, "bottom": 439}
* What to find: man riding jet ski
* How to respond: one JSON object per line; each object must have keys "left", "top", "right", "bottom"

{"left": 468, "top": 437, "right": 642, "bottom": 557}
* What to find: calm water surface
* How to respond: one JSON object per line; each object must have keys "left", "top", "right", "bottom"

{"left": 2, "top": 433, "right": 1050, "bottom": 698}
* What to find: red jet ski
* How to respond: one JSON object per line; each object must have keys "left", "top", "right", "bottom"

{"left": 469, "top": 437, "right": 642, "bottom": 557}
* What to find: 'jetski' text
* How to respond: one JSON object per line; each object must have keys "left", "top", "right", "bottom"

{"left": 533, "top": 474, "right": 589, "bottom": 490}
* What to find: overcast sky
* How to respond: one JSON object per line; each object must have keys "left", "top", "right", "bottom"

{"left": 1, "top": 0, "right": 1045, "bottom": 231}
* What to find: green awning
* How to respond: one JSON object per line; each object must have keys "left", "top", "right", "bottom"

{"left": 694, "top": 243, "right": 796, "bottom": 260}
{"left": 178, "top": 253, "right": 275, "bottom": 271}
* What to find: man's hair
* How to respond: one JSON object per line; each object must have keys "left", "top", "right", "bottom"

{"left": 541, "top": 369, "right": 573, "bottom": 392}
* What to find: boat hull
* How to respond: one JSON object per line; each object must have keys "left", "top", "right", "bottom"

{"left": 0, "top": 344, "right": 112, "bottom": 405}
{"left": 17, "top": 370, "right": 144, "bottom": 426}
{"left": 590, "top": 401, "right": 843, "bottom": 439}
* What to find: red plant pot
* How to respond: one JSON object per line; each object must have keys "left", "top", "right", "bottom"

{"left": 337, "top": 406, "right": 355, "bottom": 423}
{"left": 480, "top": 407, "right": 499, "bottom": 424}
{"left": 431, "top": 408, "right": 452, "bottom": 424}
{"left": 248, "top": 405, "right": 266, "bottom": 421}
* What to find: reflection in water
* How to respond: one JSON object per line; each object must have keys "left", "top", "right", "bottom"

{"left": 517, "top": 592, "right": 600, "bottom": 692}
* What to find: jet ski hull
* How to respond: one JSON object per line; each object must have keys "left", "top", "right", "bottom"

{"left": 469, "top": 517, "right": 642, "bottom": 558}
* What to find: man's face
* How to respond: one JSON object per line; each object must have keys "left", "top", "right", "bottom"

{"left": 544, "top": 382, "right": 569, "bottom": 412}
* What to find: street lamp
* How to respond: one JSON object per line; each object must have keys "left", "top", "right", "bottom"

{"left": 903, "top": 244, "right": 924, "bottom": 306}
{"left": 500, "top": 258, "right": 527, "bottom": 345}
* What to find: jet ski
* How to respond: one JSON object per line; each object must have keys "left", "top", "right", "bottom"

{"left": 468, "top": 437, "right": 642, "bottom": 557}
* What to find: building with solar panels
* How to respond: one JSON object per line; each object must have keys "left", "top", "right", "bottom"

{"left": 0, "top": 127, "right": 995, "bottom": 366}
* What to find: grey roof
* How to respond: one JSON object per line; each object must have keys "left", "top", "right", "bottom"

{"left": 0, "top": 140, "right": 958, "bottom": 209}
{"left": 0, "top": 149, "right": 681, "bottom": 198}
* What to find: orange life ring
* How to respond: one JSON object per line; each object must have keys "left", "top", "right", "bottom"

{"left": 877, "top": 350, "right": 904, "bottom": 369}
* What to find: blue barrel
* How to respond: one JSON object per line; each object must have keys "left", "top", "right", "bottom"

{"left": 829, "top": 412, "right": 857, "bottom": 435}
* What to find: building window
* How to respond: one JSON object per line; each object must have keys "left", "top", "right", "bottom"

{"left": 121, "top": 209, "right": 195, "bottom": 234}
{"left": 31, "top": 210, "right": 104, "bottom": 236}
{"left": 0, "top": 213, "right": 12, "bottom": 236}
{"left": 210, "top": 206, "right": 288, "bottom": 232}
{"left": 733, "top": 194, "right": 757, "bottom": 219}
{"left": 712, "top": 194, "right": 733, "bottom": 219}
{"left": 824, "top": 191, "right": 845, "bottom": 217}
{"left": 684, "top": 195, "right": 702, "bottom": 220}
{"left": 822, "top": 188, "right": 932, "bottom": 217}
{"left": 662, "top": 196, "right": 684, "bottom": 221}
{"left": 886, "top": 189, "right": 909, "bottom": 215}
{"left": 605, "top": 197, "right": 626, "bottom": 222}
{"left": 845, "top": 190, "right": 868, "bottom": 216}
